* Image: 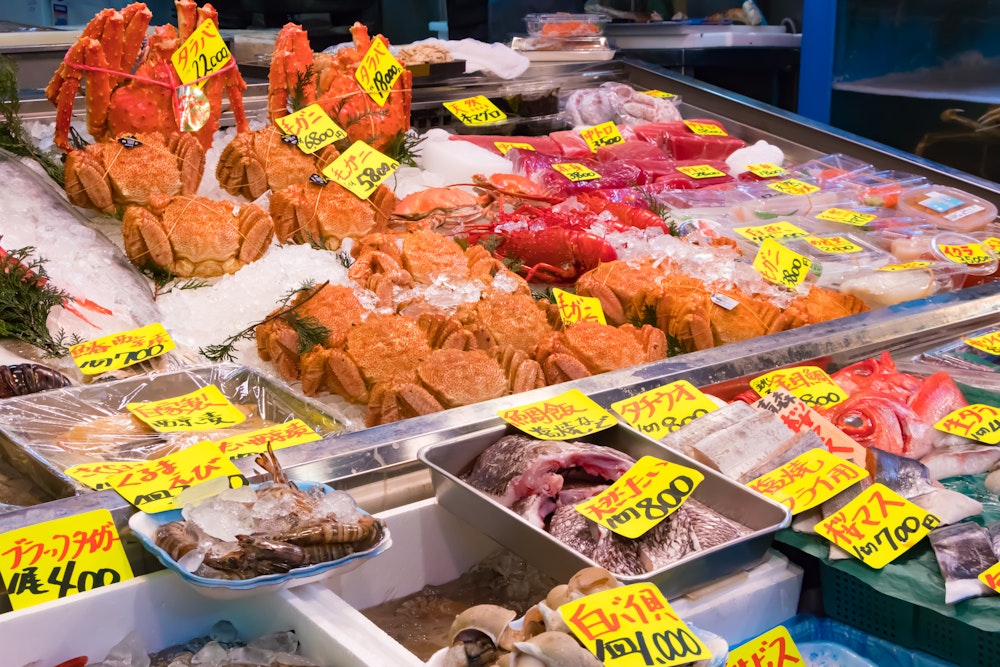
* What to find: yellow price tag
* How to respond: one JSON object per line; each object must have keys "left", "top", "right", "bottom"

{"left": 444, "top": 95, "right": 508, "bottom": 126}
{"left": 275, "top": 104, "right": 347, "bottom": 154}
{"left": 939, "top": 243, "right": 993, "bottom": 265}
{"left": 876, "top": 261, "right": 933, "bottom": 272}
{"left": 69, "top": 322, "right": 175, "bottom": 376}
{"left": 964, "top": 331, "right": 1000, "bottom": 356}
{"left": 642, "top": 90, "right": 676, "bottom": 98}
{"left": 982, "top": 237, "right": 1000, "bottom": 255}
{"left": 498, "top": 388, "right": 617, "bottom": 440}
{"left": 754, "top": 390, "right": 867, "bottom": 467}
{"left": 126, "top": 385, "right": 246, "bottom": 433}
{"left": 576, "top": 456, "right": 703, "bottom": 539}
{"left": 581, "top": 121, "right": 625, "bottom": 152}
{"left": 0, "top": 509, "right": 133, "bottom": 610}
{"left": 768, "top": 179, "right": 821, "bottom": 196}
{"left": 979, "top": 561, "right": 1000, "bottom": 593}
{"left": 726, "top": 626, "right": 803, "bottom": 667}
{"left": 933, "top": 403, "right": 1000, "bottom": 444}
{"left": 675, "top": 164, "right": 727, "bottom": 179}
{"left": 611, "top": 380, "right": 718, "bottom": 437}
{"left": 805, "top": 235, "right": 863, "bottom": 254}
{"left": 750, "top": 365, "right": 848, "bottom": 408}
{"left": 733, "top": 221, "right": 809, "bottom": 244}
{"left": 553, "top": 288, "right": 606, "bottom": 325}
{"left": 747, "top": 448, "right": 866, "bottom": 514}
{"left": 495, "top": 141, "right": 535, "bottom": 155}
{"left": 108, "top": 440, "right": 246, "bottom": 513}
{"left": 745, "top": 163, "right": 787, "bottom": 178}
{"left": 815, "top": 207, "right": 877, "bottom": 226}
{"left": 354, "top": 36, "right": 404, "bottom": 106}
{"left": 753, "top": 238, "right": 813, "bottom": 289}
{"left": 214, "top": 419, "right": 322, "bottom": 459}
{"left": 561, "top": 583, "right": 710, "bottom": 667}
{"left": 552, "top": 162, "right": 602, "bottom": 182}
{"left": 170, "top": 19, "right": 231, "bottom": 86}
{"left": 322, "top": 139, "right": 399, "bottom": 199}
{"left": 816, "top": 483, "right": 939, "bottom": 568}
{"left": 683, "top": 120, "right": 727, "bottom": 136}
{"left": 64, "top": 461, "right": 148, "bottom": 492}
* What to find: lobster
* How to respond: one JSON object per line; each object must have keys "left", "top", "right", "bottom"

{"left": 0, "top": 364, "right": 72, "bottom": 399}
{"left": 463, "top": 194, "right": 672, "bottom": 285}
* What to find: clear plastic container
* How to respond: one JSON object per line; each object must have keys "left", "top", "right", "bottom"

{"left": 788, "top": 153, "right": 874, "bottom": 185}
{"left": 732, "top": 180, "right": 855, "bottom": 221}
{"left": 896, "top": 185, "right": 998, "bottom": 233}
{"left": 716, "top": 214, "right": 827, "bottom": 256}
{"left": 498, "top": 80, "right": 561, "bottom": 117}
{"left": 524, "top": 12, "right": 610, "bottom": 36}
{"left": 864, "top": 224, "right": 943, "bottom": 262}
{"left": 842, "top": 170, "right": 929, "bottom": 207}
{"left": 777, "top": 233, "right": 896, "bottom": 288}
{"left": 928, "top": 231, "right": 999, "bottom": 277}
{"left": 839, "top": 260, "right": 970, "bottom": 308}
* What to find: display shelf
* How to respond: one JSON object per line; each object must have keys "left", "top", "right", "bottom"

{"left": 833, "top": 58, "right": 1000, "bottom": 104}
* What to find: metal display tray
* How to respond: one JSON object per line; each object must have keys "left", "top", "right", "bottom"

{"left": 0, "top": 364, "right": 345, "bottom": 500}
{"left": 418, "top": 422, "right": 791, "bottom": 599}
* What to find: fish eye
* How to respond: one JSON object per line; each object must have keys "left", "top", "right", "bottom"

{"left": 842, "top": 414, "right": 865, "bottom": 428}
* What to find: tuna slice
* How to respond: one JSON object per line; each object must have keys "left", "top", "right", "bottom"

{"left": 929, "top": 522, "right": 998, "bottom": 604}
{"left": 463, "top": 435, "right": 635, "bottom": 507}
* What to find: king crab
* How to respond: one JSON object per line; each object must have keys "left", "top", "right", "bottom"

{"left": 45, "top": 1, "right": 248, "bottom": 152}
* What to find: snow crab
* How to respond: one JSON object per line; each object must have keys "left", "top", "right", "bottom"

{"left": 256, "top": 283, "right": 367, "bottom": 382}
{"left": 268, "top": 22, "right": 411, "bottom": 152}
{"left": 216, "top": 125, "right": 339, "bottom": 201}
{"left": 271, "top": 179, "right": 396, "bottom": 250}
{"left": 535, "top": 321, "right": 667, "bottom": 384}
{"left": 122, "top": 194, "right": 273, "bottom": 277}
{"left": 63, "top": 132, "right": 205, "bottom": 213}
{"left": 46, "top": 1, "right": 248, "bottom": 151}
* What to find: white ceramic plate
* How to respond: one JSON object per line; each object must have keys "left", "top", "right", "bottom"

{"left": 129, "top": 482, "right": 391, "bottom": 599}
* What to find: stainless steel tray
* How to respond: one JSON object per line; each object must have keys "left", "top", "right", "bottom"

{"left": 0, "top": 364, "right": 346, "bottom": 500}
{"left": 418, "top": 422, "right": 791, "bottom": 599}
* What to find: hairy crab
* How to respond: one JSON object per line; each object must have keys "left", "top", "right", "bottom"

{"left": 46, "top": 1, "right": 248, "bottom": 151}
{"left": 271, "top": 179, "right": 396, "bottom": 250}
{"left": 268, "top": 22, "right": 411, "bottom": 152}
{"left": 122, "top": 194, "right": 274, "bottom": 277}
{"left": 216, "top": 125, "right": 340, "bottom": 200}
{"left": 535, "top": 321, "right": 667, "bottom": 384}
{"left": 64, "top": 132, "right": 205, "bottom": 213}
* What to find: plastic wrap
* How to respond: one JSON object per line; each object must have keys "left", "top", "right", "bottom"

{"left": 0, "top": 364, "right": 346, "bottom": 499}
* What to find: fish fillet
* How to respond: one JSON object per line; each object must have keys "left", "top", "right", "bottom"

{"left": 658, "top": 401, "right": 756, "bottom": 457}
{"left": 920, "top": 445, "right": 1000, "bottom": 481}
{"left": 689, "top": 410, "right": 794, "bottom": 481}
{"left": 738, "top": 430, "right": 826, "bottom": 483}
{"left": 929, "top": 522, "right": 998, "bottom": 604}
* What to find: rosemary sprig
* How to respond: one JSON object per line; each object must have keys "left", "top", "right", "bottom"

{"left": 199, "top": 280, "right": 332, "bottom": 362}
{"left": 0, "top": 56, "right": 65, "bottom": 186}
{"left": 384, "top": 130, "right": 424, "bottom": 168}
{"left": 0, "top": 245, "right": 74, "bottom": 356}
{"left": 289, "top": 65, "right": 315, "bottom": 113}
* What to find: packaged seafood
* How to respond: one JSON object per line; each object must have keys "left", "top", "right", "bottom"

{"left": 838, "top": 261, "right": 969, "bottom": 308}
{"left": 418, "top": 424, "right": 790, "bottom": 598}
{"left": 896, "top": 185, "right": 998, "bottom": 233}
{"left": 633, "top": 120, "right": 747, "bottom": 161}
{"left": 789, "top": 153, "right": 874, "bottom": 184}
{"left": 0, "top": 364, "right": 345, "bottom": 499}
{"left": 841, "top": 170, "right": 930, "bottom": 208}
{"left": 926, "top": 231, "right": 1000, "bottom": 278}
{"left": 524, "top": 13, "right": 610, "bottom": 36}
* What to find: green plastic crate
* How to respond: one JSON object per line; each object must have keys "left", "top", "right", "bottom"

{"left": 820, "top": 562, "right": 1000, "bottom": 667}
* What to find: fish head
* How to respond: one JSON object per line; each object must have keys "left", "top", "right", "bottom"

{"left": 826, "top": 392, "right": 911, "bottom": 456}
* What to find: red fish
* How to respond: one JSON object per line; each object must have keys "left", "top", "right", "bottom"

{"left": 830, "top": 350, "right": 922, "bottom": 398}
{"left": 823, "top": 391, "right": 935, "bottom": 458}
{"left": 908, "top": 371, "right": 968, "bottom": 424}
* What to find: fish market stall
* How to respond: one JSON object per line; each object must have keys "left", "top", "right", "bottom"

{"left": 3, "top": 3, "right": 1000, "bottom": 666}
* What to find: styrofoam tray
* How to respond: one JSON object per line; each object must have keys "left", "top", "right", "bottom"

{"left": 0, "top": 569, "right": 387, "bottom": 667}
{"left": 290, "top": 497, "right": 803, "bottom": 657}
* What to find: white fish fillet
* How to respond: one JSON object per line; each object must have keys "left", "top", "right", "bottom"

{"left": 689, "top": 410, "right": 794, "bottom": 481}
{"left": 920, "top": 445, "right": 1000, "bottom": 481}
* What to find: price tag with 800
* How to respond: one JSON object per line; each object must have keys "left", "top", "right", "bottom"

{"left": 611, "top": 380, "right": 718, "bottom": 437}
{"left": 322, "top": 139, "right": 399, "bottom": 199}
{"left": 752, "top": 238, "right": 813, "bottom": 289}
{"left": 498, "top": 389, "right": 617, "bottom": 440}
{"left": 552, "top": 162, "right": 601, "bottom": 182}
{"left": 576, "top": 456, "right": 703, "bottom": 539}
{"left": 750, "top": 365, "right": 848, "bottom": 409}
{"left": 0, "top": 509, "right": 133, "bottom": 610}
{"left": 275, "top": 104, "right": 347, "bottom": 154}
{"left": 560, "top": 583, "right": 710, "bottom": 667}
{"left": 814, "top": 483, "right": 940, "bottom": 569}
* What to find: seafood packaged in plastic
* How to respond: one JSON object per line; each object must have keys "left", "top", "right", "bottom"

{"left": 731, "top": 180, "right": 855, "bottom": 222}
{"left": 655, "top": 187, "right": 759, "bottom": 219}
{"left": 841, "top": 170, "right": 929, "bottom": 207}
{"left": 838, "top": 260, "right": 969, "bottom": 308}
{"left": 564, "top": 84, "right": 682, "bottom": 128}
{"left": 927, "top": 231, "right": 1000, "bottom": 278}
{"left": 633, "top": 119, "right": 747, "bottom": 161}
{"left": 0, "top": 364, "right": 346, "bottom": 499}
{"left": 864, "top": 223, "right": 945, "bottom": 262}
{"left": 498, "top": 80, "right": 561, "bottom": 117}
{"left": 524, "top": 12, "right": 610, "bottom": 36}
{"left": 773, "top": 233, "right": 896, "bottom": 289}
{"left": 788, "top": 153, "right": 874, "bottom": 184}
{"left": 448, "top": 133, "right": 561, "bottom": 156}
{"left": 896, "top": 185, "right": 999, "bottom": 233}
{"left": 507, "top": 148, "right": 647, "bottom": 196}
{"left": 708, "top": 215, "right": 830, "bottom": 257}
{"left": 914, "top": 324, "right": 1000, "bottom": 374}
